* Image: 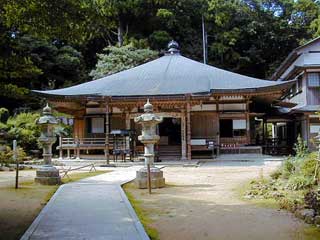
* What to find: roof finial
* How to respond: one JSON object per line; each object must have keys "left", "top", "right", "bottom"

{"left": 144, "top": 99, "right": 153, "bottom": 113}
{"left": 43, "top": 103, "right": 52, "bottom": 115}
{"left": 167, "top": 40, "right": 180, "bottom": 54}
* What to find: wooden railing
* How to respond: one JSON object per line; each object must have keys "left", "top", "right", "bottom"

{"left": 57, "top": 137, "right": 132, "bottom": 160}
{"left": 61, "top": 138, "right": 108, "bottom": 146}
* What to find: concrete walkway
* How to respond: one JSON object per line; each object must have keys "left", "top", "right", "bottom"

{"left": 21, "top": 166, "right": 149, "bottom": 240}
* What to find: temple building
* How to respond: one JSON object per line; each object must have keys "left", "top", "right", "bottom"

{"left": 35, "top": 41, "right": 295, "bottom": 161}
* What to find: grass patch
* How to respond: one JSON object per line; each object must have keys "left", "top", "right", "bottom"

{"left": 123, "top": 182, "right": 160, "bottom": 240}
{"left": 236, "top": 180, "right": 280, "bottom": 209}
{"left": 0, "top": 170, "right": 109, "bottom": 240}
{"left": 303, "top": 226, "right": 320, "bottom": 240}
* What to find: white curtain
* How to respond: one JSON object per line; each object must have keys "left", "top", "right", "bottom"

{"left": 91, "top": 118, "right": 104, "bottom": 133}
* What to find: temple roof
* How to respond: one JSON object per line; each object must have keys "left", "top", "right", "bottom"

{"left": 34, "top": 42, "right": 294, "bottom": 98}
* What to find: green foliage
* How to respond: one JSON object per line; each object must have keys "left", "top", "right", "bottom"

{"left": 1, "top": 0, "right": 320, "bottom": 110}
{"left": 2, "top": 0, "right": 97, "bottom": 44}
{"left": 294, "top": 135, "right": 309, "bottom": 158}
{"left": 0, "top": 111, "right": 72, "bottom": 153}
{"left": 300, "top": 152, "right": 318, "bottom": 178}
{"left": 286, "top": 175, "right": 314, "bottom": 190}
{"left": 0, "top": 146, "right": 27, "bottom": 166}
{"left": 0, "top": 108, "right": 9, "bottom": 123}
{"left": 282, "top": 157, "right": 296, "bottom": 179}
{"left": 0, "top": 31, "right": 86, "bottom": 110}
{"left": 90, "top": 44, "right": 158, "bottom": 79}
{"left": 149, "top": 31, "right": 171, "bottom": 50}
{"left": 3, "top": 112, "right": 41, "bottom": 152}
{"left": 270, "top": 169, "right": 282, "bottom": 180}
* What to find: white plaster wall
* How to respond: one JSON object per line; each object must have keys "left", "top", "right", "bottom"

{"left": 219, "top": 103, "right": 246, "bottom": 111}
{"left": 191, "top": 104, "right": 216, "bottom": 111}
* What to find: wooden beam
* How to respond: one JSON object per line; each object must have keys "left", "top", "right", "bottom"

{"left": 181, "top": 109, "right": 187, "bottom": 160}
{"left": 246, "top": 98, "right": 250, "bottom": 144}
{"left": 105, "top": 100, "right": 110, "bottom": 164}
{"left": 186, "top": 100, "right": 192, "bottom": 160}
{"left": 215, "top": 97, "right": 220, "bottom": 155}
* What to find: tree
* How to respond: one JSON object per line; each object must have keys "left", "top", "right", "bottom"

{"left": 205, "top": 0, "right": 320, "bottom": 78}
{"left": 90, "top": 43, "right": 158, "bottom": 79}
{"left": 0, "top": 33, "right": 87, "bottom": 110}
{"left": 2, "top": 0, "right": 100, "bottom": 44}
{"left": 0, "top": 112, "right": 41, "bottom": 152}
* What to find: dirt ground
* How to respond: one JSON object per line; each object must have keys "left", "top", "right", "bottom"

{"left": 0, "top": 169, "right": 109, "bottom": 240}
{"left": 126, "top": 160, "right": 320, "bottom": 240}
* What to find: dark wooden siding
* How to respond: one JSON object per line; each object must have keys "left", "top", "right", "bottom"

{"left": 191, "top": 112, "right": 218, "bottom": 138}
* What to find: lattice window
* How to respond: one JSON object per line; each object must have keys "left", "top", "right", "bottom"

{"left": 91, "top": 117, "right": 104, "bottom": 133}
{"left": 308, "top": 73, "right": 320, "bottom": 87}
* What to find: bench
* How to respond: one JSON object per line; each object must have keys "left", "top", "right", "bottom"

{"left": 191, "top": 139, "right": 218, "bottom": 158}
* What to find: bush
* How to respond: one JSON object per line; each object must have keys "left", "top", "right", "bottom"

{"left": 2, "top": 112, "right": 41, "bottom": 152}
{"left": 286, "top": 175, "right": 314, "bottom": 190}
{"left": 304, "top": 188, "right": 320, "bottom": 214}
{"left": 300, "top": 152, "right": 318, "bottom": 178}
{"left": 294, "top": 135, "right": 309, "bottom": 158}
{"left": 0, "top": 146, "right": 26, "bottom": 166}
{"left": 270, "top": 169, "right": 282, "bottom": 180}
{"left": 282, "top": 157, "right": 295, "bottom": 179}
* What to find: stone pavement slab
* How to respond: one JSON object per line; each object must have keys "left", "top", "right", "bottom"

{"left": 21, "top": 166, "right": 149, "bottom": 240}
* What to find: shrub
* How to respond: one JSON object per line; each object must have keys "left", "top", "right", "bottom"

{"left": 282, "top": 157, "right": 295, "bottom": 179}
{"left": 300, "top": 152, "right": 318, "bottom": 178}
{"left": 304, "top": 188, "right": 320, "bottom": 214}
{"left": 3, "top": 112, "right": 41, "bottom": 152}
{"left": 0, "top": 146, "right": 26, "bottom": 166}
{"left": 270, "top": 169, "right": 282, "bottom": 180}
{"left": 294, "top": 135, "right": 309, "bottom": 158}
{"left": 286, "top": 175, "right": 314, "bottom": 190}
{"left": 278, "top": 196, "right": 302, "bottom": 212}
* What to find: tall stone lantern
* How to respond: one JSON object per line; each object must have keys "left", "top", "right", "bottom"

{"left": 135, "top": 100, "right": 165, "bottom": 189}
{"left": 35, "top": 104, "right": 61, "bottom": 185}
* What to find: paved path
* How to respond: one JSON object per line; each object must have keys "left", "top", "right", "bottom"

{"left": 21, "top": 166, "right": 149, "bottom": 240}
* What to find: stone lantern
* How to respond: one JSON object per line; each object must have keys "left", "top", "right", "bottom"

{"left": 134, "top": 99, "right": 165, "bottom": 188}
{"left": 35, "top": 104, "right": 61, "bottom": 185}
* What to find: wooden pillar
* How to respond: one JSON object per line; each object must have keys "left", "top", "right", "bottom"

{"left": 246, "top": 99, "right": 250, "bottom": 144}
{"left": 125, "top": 112, "right": 131, "bottom": 160}
{"left": 76, "top": 136, "right": 80, "bottom": 160}
{"left": 186, "top": 101, "right": 192, "bottom": 160}
{"left": 67, "top": 149, "right": 70, "bottom": 159}
{"left": 59, "top": 136, "right": 63, "bottom": 160}
{"left": 181, "top": 110, "right": 187, "bottom": 160}
{"left": 125, "top": 112, "right": 131, "bottom": 129}
{"left": 306, "top": 114, "right": 310, "bottom": 148}
{"left": 105, "top": 102, "right": 110, "bottom": 164}
{"left": 262, "top": 119, "right": 265, "bottom": 144}
{"left": 215, "top": 97, "right": 220, "bottom": 155}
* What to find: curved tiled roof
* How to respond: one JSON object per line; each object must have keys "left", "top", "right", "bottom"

{"left": 34, "top": 52, "right": 294, "bottom": 97}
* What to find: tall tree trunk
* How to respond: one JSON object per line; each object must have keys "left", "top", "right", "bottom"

{"left": 117, "top": 17, "right": 124, "bottom": 47}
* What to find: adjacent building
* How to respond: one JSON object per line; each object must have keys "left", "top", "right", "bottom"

{"left": 271, "top": 36, "right": 320, "bottom": 149}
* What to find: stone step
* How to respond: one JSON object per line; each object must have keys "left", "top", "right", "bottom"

{"left": 158, "top": 156, "right": 181, "bottom": 161}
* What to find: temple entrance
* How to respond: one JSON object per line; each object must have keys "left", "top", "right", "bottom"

{"left": 157, "top": 117, "right": 182, "bottom": 161}
{"left": 158, "top": 117, "right": 181, "bottom": 145}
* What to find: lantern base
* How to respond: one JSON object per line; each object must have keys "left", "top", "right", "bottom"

{"left": 35, "top": 166, "right": 61, "bottom": 185}
{"left": 135, "top": 167, "right": 165, "bottom": 189}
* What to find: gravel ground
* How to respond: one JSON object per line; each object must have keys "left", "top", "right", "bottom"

{"left": 126, "top": 159, "right": 320, "bottom": 240}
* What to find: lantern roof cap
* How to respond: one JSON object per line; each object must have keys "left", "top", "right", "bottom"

{"left": 37, "top": 104, "right": 58, "bottom": 125}
{"left": 144, "top": 99, "right": 153, "bottom": 113}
